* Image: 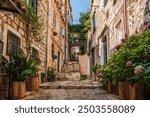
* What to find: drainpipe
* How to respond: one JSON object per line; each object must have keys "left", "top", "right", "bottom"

{"left": 45, "top": 0, "right": 49, "bottom": 79}
{"left": 123, "top": 0, "right": 129, "bottom": 38}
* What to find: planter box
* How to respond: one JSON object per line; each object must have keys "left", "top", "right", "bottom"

{"left": 107, "top": 81, "right": 113, "bottom": 93}
{"left": 11, "top": 81, "right": 26, "bottom": 99}
{"left": 118, "top": 81, "right": 129, "bottom": 100}
{"left": 107, "top": 81, "right": 118, "bottom": 94}
{"left": 27, "top": 77, "right": 39, "bottom": 91}
{"left": 129, "top": 83, "right": 143, "bottom": 100}
{"left": 103, "top": 81, "right": 108, "bottom": 90}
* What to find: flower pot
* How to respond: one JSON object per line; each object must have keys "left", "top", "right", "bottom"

{"left": 118, "top": 81, "right": 128, "bottom": 100}
{"left": 11, "top": 81, "right": 26, "bottom": 99}
{"left": 27, "top": 77, "right": 39, "bottom": 91}
{"left": 114, "top": 85, "right": 119, "bottom": 95}
{"left": 103, "top": 81, "right": 108, "bottom": 90}
{"left": 129, "top": 83, "right": 143, "bottom": 100}
{"left": 107, "top": 81, "right": 113, "bottom": 93}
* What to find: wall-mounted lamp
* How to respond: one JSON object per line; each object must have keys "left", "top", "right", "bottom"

{"left": 52, "top": 55, "right": 57, "bottom": 59}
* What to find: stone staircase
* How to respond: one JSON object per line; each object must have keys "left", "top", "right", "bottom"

{"left": 56, "top": 61, "right": 81, "bottom": 81}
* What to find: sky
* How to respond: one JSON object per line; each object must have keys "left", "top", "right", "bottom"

{"left": 70, "top": 0, "right": 90, "bottom": 24}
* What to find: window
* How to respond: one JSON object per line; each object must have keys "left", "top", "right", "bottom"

{"left": 29, "top": 0, "right": 38, "bottom": 14}
{"left": 0, "top": 32, "right": 3, "bottom": 54}
{"left": 92, "top": 12, "right": 96, "bottom": 34}
{"left": 53, "top": 11, "right": 56, "bottom": 27}
{"left": 7, "top": 31, "right": 20, "bottom": 55}
{"left": 59, "top": 25, "right": 63, "bottom": 36}
{"left": 100, "top": 0, "right": 108, "bottom": 10}
{"left": 52, "top": 43, "right": 54, "bottom": 60}
{"left": 102, "top": 36, "right": 108, "bottom": 64}
{"left": 32, "top": 47, "right": 40, "bottom": 64}
{"left": 115, "top": 21, "right": 123, "bottom": 43}
{"left": 113, "top": 0, "right": 117, "bottom": 5}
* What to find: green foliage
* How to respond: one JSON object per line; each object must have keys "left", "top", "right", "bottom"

{"left": 80, "top": 75, "right": 88, "bottom": 80}
{"left": 79, "top": 12, "right": 90, "bottom": 40}
{"left": 47, "top": 67, "right": 56, "bottom": 82}
{"left": 2, "top": 49, "right": 38, "bottom": 81}
{"left": 21, "top": 1, "right": 44, "bottom": 42}
{"left": 96, "top": 31, "right": 150, "bottom": 85}
{"left": 92, "top": 64, "right": 100, "bottom": 74}
{"left": 69, "top": 24, "right": 83, "bottom": 33}
{"left": 69, "top": 11, "right": 90, "bottom": 41}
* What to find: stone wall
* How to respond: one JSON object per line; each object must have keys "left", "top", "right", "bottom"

{"left": 90, "top": 0, "right": 148, "bottom": 65}
{"left": 127, "top": 0, "right": 147, "bottom": 36}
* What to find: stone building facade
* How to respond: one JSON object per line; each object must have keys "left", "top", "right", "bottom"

{"left": 0, "top": 0, "right": 72, "bottom": 99}
{"left": 89, "top": 0, "right": 150, "bottom": 67}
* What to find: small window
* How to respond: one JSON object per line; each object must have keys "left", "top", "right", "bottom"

{"left": 0, "top": 32, "right": 3, "bottom": 54}
{"left": 102, "top": 35, "right": 108, "bottom": 64}
{"left": 104, "top": 0, "right": 108, "bottom": 7}
{"left": 52, "top": 43, "right": 55, "bottom": 60}
{"left": 32, "top": 47, "right": 40, "bottom": 64}
{"left": 113, "top": 0, "right": 117, "bottom": 5}
{"left": 29, "top": 0, "right": 38, "bottom": 14}
{"left": 100, "top": 0, "right": 108, "bottom": 10}
{"left": 53, "top": 11, "right": 56, "bottom": 27}
{"left": 7, "top": 31, "right": 20, "bottom": 55}
{"left": 115, "top": 21, "right": 123, "bottom": 43}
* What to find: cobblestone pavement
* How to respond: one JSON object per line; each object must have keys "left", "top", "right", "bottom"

{"left": 24, "top": 88, "right": 118, "bottom": 100}
{"left": 23, "top": 80, "right": 119, "bottom": 100}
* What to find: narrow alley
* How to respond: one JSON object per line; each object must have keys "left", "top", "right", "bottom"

{"left": 0, "top": 0, "right": 150, "bottom": 101}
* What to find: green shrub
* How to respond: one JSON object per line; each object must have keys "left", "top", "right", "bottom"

{"left": 47, "top": 67, "right": 56, "bottom": 82}
{"left": 96, "top": 31, "right": 150, "bottom": 85}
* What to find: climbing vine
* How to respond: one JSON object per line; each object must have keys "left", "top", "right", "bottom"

{"left": 21, "top": 1, "right": 44, "bottom": 43}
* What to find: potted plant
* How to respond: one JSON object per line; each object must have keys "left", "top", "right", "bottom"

{"left": 26, "top": 57, "right": 39, "bottom": 91}
{"left": 47, "top": 67, "right": 56, "bottom": 82}
{"left": 2, "top": 49, "right": 33, "bottom": 99}
{"left": 92, "top": 64, "right": 100, "bottom": 81}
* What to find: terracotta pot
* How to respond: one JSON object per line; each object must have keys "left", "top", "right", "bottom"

{"left": 129, "top": 83, "right": 143, "bottom": 100}
{"left": 103, "top": 81, "right": 108, "bottom": 90}
{"left": 27, "top": 77, "right": 39, "bottom": 91}
{"left": 107, "top": 81, "right": 113, "bottom": 93}
{"left": 114, "top": 85, "right": 119, "bottom": 95}
{"left": 118, "top": 81, "right": 128, "bottom": 100}
{"left": 11, "top": 81, "right": 26, "bottom": 99}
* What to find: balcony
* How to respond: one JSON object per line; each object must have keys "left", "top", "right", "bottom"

{"left": 0, "top": 0, "right": 26, "bottom": 15}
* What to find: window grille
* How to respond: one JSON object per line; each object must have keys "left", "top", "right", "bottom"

{"left": 7, "top": 31, "right": 20, "bottom": 55}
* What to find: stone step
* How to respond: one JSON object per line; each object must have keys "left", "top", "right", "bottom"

{"left": 61, "top": 62, "right": 80, "bottom": 72}
{"left": 57, "top": 72, "right": 80, "bottom": 81}
{"left": 40, "top": 81, "right": 103, "bottom": 89}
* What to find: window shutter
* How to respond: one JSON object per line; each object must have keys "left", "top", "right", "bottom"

{"left": 34, "top": 0, "right": 38, "bottom": 14}
{"left": 0, "top": 32, "right": 3, "bottom": 54}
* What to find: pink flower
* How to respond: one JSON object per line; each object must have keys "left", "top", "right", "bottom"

{"left": 97, "top": 73, "right": 102, "bottom": 77}
{"left": 147, "top": 22, "right": 150, "bottom": 29}
{"left": 126, "top": 61, "right": 133, "bottom": 67}
{"left": 115, "top": 44, "right": 121, "bottom": 50}
{"left": 121, "top": 38, "right": 126, "bottom": 43}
